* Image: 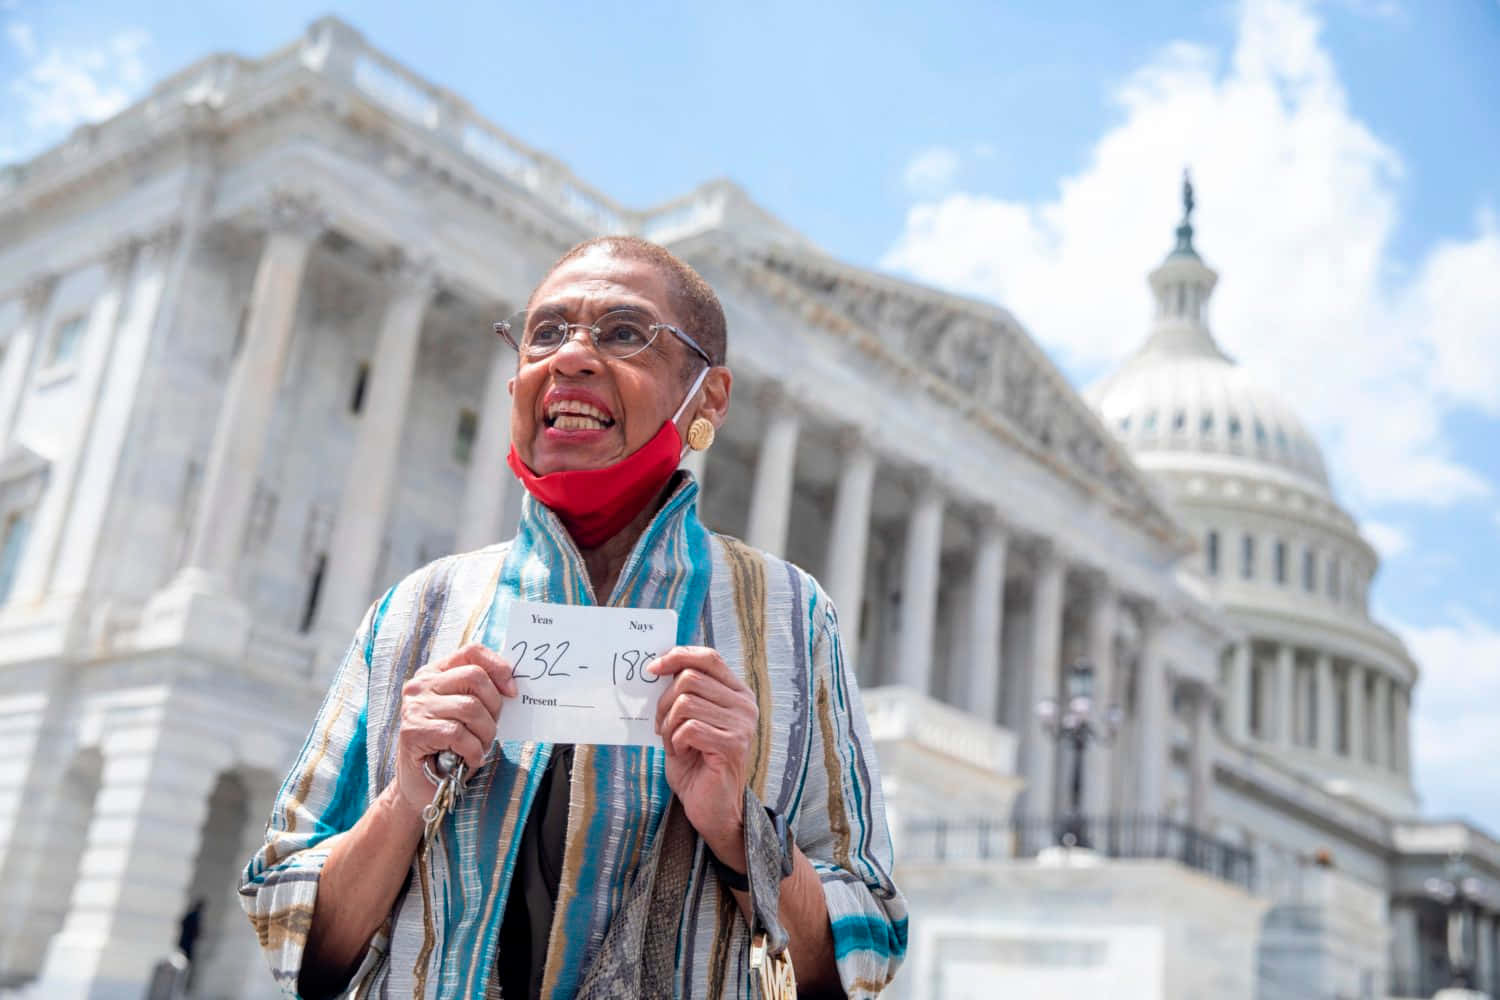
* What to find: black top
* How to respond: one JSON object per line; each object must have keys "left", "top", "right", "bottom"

{"left": 496, "top": 744, "right": 574, "bottom": 1000}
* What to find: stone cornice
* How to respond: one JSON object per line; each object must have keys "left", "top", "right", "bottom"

{"left": 1215, "top": 744, "right": 1396, "bottom": 853}
{"left": 717, "top": 246, "right": 1193, "bottom": 556}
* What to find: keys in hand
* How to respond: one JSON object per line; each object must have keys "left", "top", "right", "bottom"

{"left": 421, "top": 750, "right": 467, "bottom": 843}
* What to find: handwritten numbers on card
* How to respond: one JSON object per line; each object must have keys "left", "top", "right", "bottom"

{"left": 500, "top": 601, "right": 679, "bottom": 746}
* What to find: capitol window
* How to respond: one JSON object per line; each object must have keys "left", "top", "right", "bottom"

{"left": 1206, "top": 530, "right": 1220, "bottom": 575}
{"left": 1201, "top": 411, "right": 1214, "bottom": 435}
{"left": 1172, "top": 410, "right": 1186, "bottom": 432}
{"left": 350, "top": 362, "right": 370, "bottom": 414}
{"left": 1254, "top": 420, "right": 1268, "bottom": 451}
{"left": 1241, "top": 534, "right": 1255, "bottom": 580}
{"left": 0, "top": 510, "right": 32, "bottom": 605}
{"left": 1143, "top": 410, "right": 1158, "bottom": 432}
{"left": 1228, "top": 414, "right": 1242, "bottom": 441}
{"left": 1274, "top": 541, "right": 1287, "bottom": 584}
{"left": 453, "top": 408, "right": 478, "bottom": 464}
{"left": 1329, "top": 556, "right": 1341, "bottom": 599}
{"left": 45, "top": 314, "right": 86, "bottom": 368}
{"left": 1304, "top": 548, "right": 1317, "bottom": 592}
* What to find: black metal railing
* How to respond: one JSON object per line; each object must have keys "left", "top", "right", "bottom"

{"left": 902, "top": 815, "right": 1256, "bottom": 892}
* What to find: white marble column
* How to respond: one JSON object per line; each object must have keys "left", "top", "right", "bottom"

{"left": 745, "top": 390, "right": 799, "bottom": 557}
{"left": 0, "top": 276, "right": 56, "bottom": 448}
{"left": 895, "top": 484, "right": 943, "bottom": 694}
{"left": 1314, "top": 652, "right": 1335, "bottom": 755}
{"left": 1083, "top": 577, "right": 1117, "bottom": 818}
{"left": 1478, "top": 914, "right": 1496, "bottom": 998}
{"left": 1135, "top": 607, "right": 1170, "bottom": 817}
{"left": 1225, "top": 640, "right": 1250, "bottom": 744}
{"left": 456, "top": 336, "right": 518, "bottom": 551}
{"left": 183, "top": 194, "right": 323, "bottom": 583}
{"left": 1019, "top": 548, "right": 1065, "bottom": 816}
{"left": 7, "top": 245, "right": 134, "bottom": 608}
{"left": 1188, "top": 685, "right": 1214, "bottom": 828}
{"left": 963, "top": 517, "right": 1008, "bottom": 724}
{"left": 1346, "top": 662, "right": 1366, "bottom": 763}
{"left": 317, "top": 255, "right": 435, "bottom": 646}
{"left": 34, "top": 718, "right": 228, "bottom": 997}
{"left": 824, "top": 432, "right": 877, "bottom": 672}
{"left": 1390, "top": 902, "right": 1420, "bottom": 995}
{"left": 1395, "top": 685, "right": 1411, "bottom": 777}
{"left": 1275, "top": 643, "right": 1295, "bottom": 748}
{"left": 1372, "top": 671, "right": 1392, "bottom": 771}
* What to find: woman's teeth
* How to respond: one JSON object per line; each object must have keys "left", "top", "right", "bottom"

{"left": 553, "top": 414, "right": 608, "bottom": 431}
{"left": 546, "top": 400, "right": 613, "bottom": 430}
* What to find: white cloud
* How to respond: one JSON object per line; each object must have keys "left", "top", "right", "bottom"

{"left": 1362, "top": 520, "right": 1409, "bottom": 560}
{"left": 7, "top": 22, "right": 35, "bottom": 59}
{"left": 2, "top": 26, "right": 151, "bottom": 162}
{"left": 1400, "top": 614, "right": 1500, "bottom": 830}
{"left": 881, "top": 0, "right": 1498, "bottom": 510}
{"left": 901, "top": 146, "right": 962, "bottom": 198}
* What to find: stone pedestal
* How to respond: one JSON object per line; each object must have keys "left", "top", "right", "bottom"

{"left": 863, "top": 686, "right": 1021, "bottom": 855}
{"left": 888, "top": 856, "right": 1268, "bottom": 1000}
{"left": 1256, "top": 866, "right": 1389, "bottom": 1000}
{"left": 136, "top": 567, "right": 252, "bottom": 665}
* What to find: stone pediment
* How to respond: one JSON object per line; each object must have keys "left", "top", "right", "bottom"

{"left": 721, "top": 246, "right": 1189, "bottom": 551}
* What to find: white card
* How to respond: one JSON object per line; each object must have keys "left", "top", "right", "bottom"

{"left": 498, "top": 600, "right": 679, "bottom": 746}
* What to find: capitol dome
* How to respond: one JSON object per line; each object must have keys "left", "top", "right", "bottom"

{"left": 1085, "top": 177, "right": 1418, "bottom": 821}
{"left": 1086, "top": 197, "right": 1332, "bottom": 494}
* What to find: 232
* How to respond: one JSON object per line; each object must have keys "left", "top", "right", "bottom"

{"left": 508, "top": 640, "right": 571, "bottom": 681}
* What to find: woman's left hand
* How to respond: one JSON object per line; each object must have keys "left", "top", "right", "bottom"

{"left": 650, "top": 645, "right": 758, "bottom": 873}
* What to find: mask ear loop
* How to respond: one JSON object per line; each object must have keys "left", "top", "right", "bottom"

{"left": 671, "top": 365, "right": 712, "bottom": 458}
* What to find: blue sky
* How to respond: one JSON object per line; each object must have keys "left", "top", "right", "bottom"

{"left": 3, "top": 0, "right": 1498, "bottom": 830}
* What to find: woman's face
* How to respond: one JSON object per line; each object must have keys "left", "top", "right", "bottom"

{"left": 509, "top": 250, "right": 709, "bottom": 476}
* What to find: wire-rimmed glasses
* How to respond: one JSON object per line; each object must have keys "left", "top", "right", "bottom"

{"left": 495, "top": 307, "right": 712, "bottom": 365}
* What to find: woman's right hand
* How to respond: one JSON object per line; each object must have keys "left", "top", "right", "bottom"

{"left": 392, "top": 643, "right": 518, "bottom": 821}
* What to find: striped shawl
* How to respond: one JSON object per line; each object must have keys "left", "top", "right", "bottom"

{"left": 240, "top": 477, "right": 907, "bottom": 998}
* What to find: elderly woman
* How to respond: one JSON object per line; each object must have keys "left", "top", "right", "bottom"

{"left": 240, "top": 237, "right": 906, "bottom": 999}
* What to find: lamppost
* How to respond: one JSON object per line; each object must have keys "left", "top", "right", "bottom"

{"left": 1036, "top": 659, "right": 1122, "bottom": 849}
{"left": 1425, "top": 854, "right": 1484, "bottom": 990}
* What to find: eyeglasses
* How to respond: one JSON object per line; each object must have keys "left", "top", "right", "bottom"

{"left": 494, "top": 307, "right": 713, "bottom": 365}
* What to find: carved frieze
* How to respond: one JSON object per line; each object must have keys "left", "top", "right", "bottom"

{"left": 750, "top": 251, "right": 1175, "bottom": 540}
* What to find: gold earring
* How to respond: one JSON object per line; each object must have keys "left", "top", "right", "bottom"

{"left": 686, "top": 417, "right": 716, "bottom": 452}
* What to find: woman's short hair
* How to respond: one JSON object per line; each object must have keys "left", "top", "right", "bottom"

{"left": 539, "top": 236, "right": 728, "bottom": 369}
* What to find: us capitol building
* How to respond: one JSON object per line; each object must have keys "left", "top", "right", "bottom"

{"left": 0, "top": 17, "right": 1496, "bottom": 1000}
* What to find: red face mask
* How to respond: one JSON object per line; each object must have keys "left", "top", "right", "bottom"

{"left": 507, "top": 367, "right": 710, "bottom": 549}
